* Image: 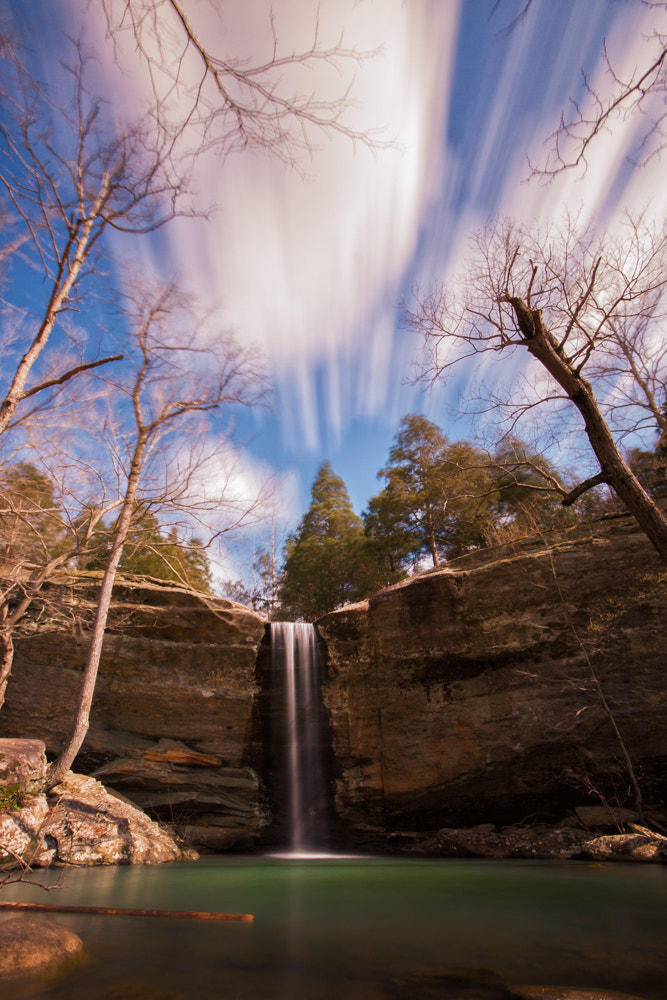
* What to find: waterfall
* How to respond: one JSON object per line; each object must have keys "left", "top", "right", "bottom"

{"left": 270, "top": 622, "right": 329, "bottom": 855}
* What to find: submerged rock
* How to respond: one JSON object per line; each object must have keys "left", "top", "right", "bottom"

{"left": 0, "top": 917, "right": 84, "bottom": 979}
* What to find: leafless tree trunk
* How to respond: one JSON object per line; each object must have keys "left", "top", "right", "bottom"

{"left": 406, "top": 214, "right": 667, "bottom": 563}
{"left": 46, "top": 285, "right": 269, "bottom": 788}
{"left": 504, "top": 295, "right": 667, "bottom": 561}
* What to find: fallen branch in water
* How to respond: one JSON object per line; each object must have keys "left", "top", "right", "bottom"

{"left": 0, "top": 901, "right": 254, "bottom": 921}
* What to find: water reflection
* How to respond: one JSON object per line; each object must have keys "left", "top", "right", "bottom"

{"left": 0, "top": 857, "right": 665, "bottom": 999}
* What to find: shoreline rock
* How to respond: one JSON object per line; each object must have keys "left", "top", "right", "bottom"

{"left": 0, "top": 739, "right": 197, "bottom": 868}
{"left": 378, "top": 820, "right": 667, "bottom": 862}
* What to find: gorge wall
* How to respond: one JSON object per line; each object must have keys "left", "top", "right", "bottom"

{"left": 1, "top": 510, "right": 666, "bottom": 852}
{"left": 0, "top": 578, "right": 268, "bottom": 851}
{"left": 317, "top": 511, "right": 667, "bottom": 842}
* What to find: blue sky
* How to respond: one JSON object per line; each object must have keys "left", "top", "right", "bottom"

{"left": 6, "top": 0, "right": 667, "bottom": 578}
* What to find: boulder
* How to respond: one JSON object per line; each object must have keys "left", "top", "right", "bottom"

{"left": 575, "top": 805, "right": 640, "bottom": 829}
{"left": 0, "top": 917, "right": 84, "bottom": 979}
{"left": 1, "top": 740, "right": 193, "bottom": 867}
{"left": 30, "top": 771, "right": 196, "bottom": 866}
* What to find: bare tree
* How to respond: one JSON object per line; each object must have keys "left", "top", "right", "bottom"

{"left": 0, "top": 34, "right": 190, "bottom": 438}
{"left": 533, "top": 1, "right": 667, "bottom": 176}
{"left": 46, "top": 284, "right": 269, "bottom": 788}
{"left": 99, "top": 0, "right": 382, "bottom": 167}
{"left": 406, "top": 213, "right": 667, "bottom": 561}
{"left": 0, "top": 459, "right": 123, "bottom": 708}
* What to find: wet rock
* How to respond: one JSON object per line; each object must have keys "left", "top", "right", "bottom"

{"left": 580, "top": 829, "right": 667, "bottom": 863}
{"left": 383, "top": 822, "right": 667, "bottom": 863}
{"left": 0, "top": 917, "right": 84, "bottom": 979}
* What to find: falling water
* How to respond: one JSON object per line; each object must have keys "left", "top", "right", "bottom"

{"left": 270, "top": 622, "right": 329, "bottom": 855}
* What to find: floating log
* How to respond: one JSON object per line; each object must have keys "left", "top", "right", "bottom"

{"left": 0, "top": 901, "right": 253, "bottom": 922}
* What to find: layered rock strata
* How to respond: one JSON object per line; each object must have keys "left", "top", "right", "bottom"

{"left": 317, "top": 512, "right": 667, "bottom": 840}
{"left": 0, "top": 579, "right": 268, "bottom": 851}
{"left": 0, "top": 739, "right": 191, "bottom": 865}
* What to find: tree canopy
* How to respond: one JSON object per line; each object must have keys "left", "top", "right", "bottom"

{"left": 278, "top": 462, "right": 366, "bottom": 620}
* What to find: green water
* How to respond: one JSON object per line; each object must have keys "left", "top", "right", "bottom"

{"left": 0, "top": 856, "right": 666, "bottom": 999}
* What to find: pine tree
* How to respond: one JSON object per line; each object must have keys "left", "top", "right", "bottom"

{"left": 366, "top": 415, "right": 496, "bottom": 567}
{"left": 278, "top": 462, "right": 365, "bottom": 620}
{"left": 0, "top": 463, "right": 66, "bottom": 570}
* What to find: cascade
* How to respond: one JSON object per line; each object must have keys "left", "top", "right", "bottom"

{"left": 270, "top": 622, "right": 329, "bottom": 855}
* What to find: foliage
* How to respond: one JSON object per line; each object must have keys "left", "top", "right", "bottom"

{"left": 0, "top": 463, "right": 66, "bottom": 569}
{"left": 363, "top": 416, "right": 584, "bottom": 571}
{"left": 278, "top": 462, "right": 367, "bottom": 620}
{"left": 82, "top": 508, "right": 212, "bottom": 592}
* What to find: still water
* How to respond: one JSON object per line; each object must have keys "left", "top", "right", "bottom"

{"left": 1, "top": 856, "right": 666, "bottom": 999}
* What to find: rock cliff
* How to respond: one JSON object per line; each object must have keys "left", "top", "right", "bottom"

{"left": 0, "top": 578, "right": 268, "bottom": 851}
{"left": 2, "top": 513, "right": 666, "bottom": 856}
{"left": 317, "top": 511, "right": 667, "bottom": 841}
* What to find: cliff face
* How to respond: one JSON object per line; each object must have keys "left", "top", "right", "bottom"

{"left": 0, "top": 578, "right": 268, "bottom": 851}
{"left": 317, "top": 513, "right": 667, "bottom": 838}
{"left": 2, "top": 513, "right": 666, "bottom": 855}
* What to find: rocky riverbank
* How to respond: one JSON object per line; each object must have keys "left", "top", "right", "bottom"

{"left": 1, "top": 739, "right": 194, "bottom": 867}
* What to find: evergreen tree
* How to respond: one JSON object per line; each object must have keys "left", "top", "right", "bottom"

{"left": 0, "top": 463, "right": 66, "bottom": 569}
{"left": 80, "top": 507, "right": 212, "bottom": 592}
{"left": 278, "top": 462, "right": 365, "bottom": 620}
{"left": 366, "top": 415, "right": 496, "bottom": 567}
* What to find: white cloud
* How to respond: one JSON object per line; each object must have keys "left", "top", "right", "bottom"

{"left": 159, "top": 0, "right": 457, "bottom": 449}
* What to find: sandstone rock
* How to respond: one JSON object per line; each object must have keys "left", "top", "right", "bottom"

{"left": 91, "top": 741, "right": 267, "bottom": 848}
{"left": 2, "top": 578, "right": 268, "bottom": 850}
{"left": 0, "top": 793, "right": 50, "bottom": 864}
{"left": 383, "top": 822, "right": 667, "bottom": 863}
{"left": 512, "top": 989, "right": 649, "bottom": 1000}
{"left": 318, "top": 511, "right": 667, "bottom": 839}
{"left": 580, "top": 831, "right": 667, "bottom": 862}
{"left": 28, "top": 771, "right": 195, "bottom": 866}
{"left": 575, "top": 805, "right": 640, "bottom": 829}
{"left": 0, "top": 917, "right": 84, "bottom": 979}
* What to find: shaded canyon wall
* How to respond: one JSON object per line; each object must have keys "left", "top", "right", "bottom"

{"left": 317, "top": 511, "right": 667, "bottom": 839}
{"left": 1, "top": 511, "right": 666, "bottom": 852}
{"left": 0, "top": 577, "right": 268, "bottom": 851}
